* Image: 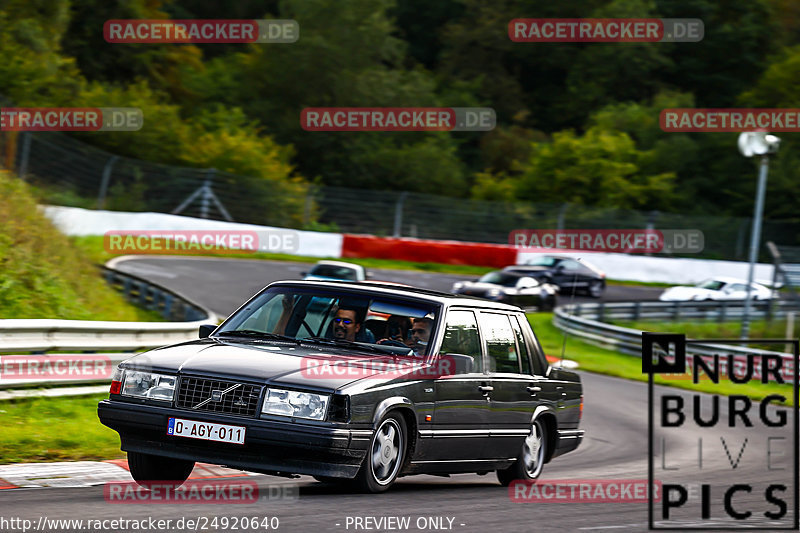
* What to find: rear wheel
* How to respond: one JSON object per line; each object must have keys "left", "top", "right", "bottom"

{"left": 127, "top": 451, "right": 194, "bottom": 489}
{"left": 354, "top": 413, "right": 406, "bottom": 493}
{"left": 497, "top": 419, "right": 547, "bottom": 486}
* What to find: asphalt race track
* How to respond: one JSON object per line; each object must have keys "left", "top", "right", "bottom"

{"left": 111, "top": 256, "right": 666, "bottom": 318}
{"left": 1, "top": 257, "right": 793, "bottom": 533}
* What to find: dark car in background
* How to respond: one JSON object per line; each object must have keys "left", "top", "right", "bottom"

{"left": 451, "top": 271, "right": 557, "bottom": 311}
{"left": 98, "top": 281, "right": 583, "bottom": 493}
{"left": 506, "top": 255, "right": 606, "bottom": 298}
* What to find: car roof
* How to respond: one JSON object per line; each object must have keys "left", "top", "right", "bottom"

{"left": 700, "top": 276, "right": 751, "bottom": 284}
{"left": 312, "top": 260, "right": 364, "bottom": 270}
{"left": 485, "top": 269, "right": 526, "bottom": 278}
{"left": 267, "top": 280, "right": 522, "bottom": 311}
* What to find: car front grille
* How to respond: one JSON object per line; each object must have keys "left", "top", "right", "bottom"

{"left": 176, "top": 377, "right": 262, "bottom": 417}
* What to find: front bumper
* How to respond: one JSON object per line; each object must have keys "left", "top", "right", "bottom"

{"left": 98, "top": 399, "right": 372, "bottom": 478}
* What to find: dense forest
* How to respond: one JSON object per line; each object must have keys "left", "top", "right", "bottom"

{"left": 2, "top": 0, "right": 800, "bottom": 224}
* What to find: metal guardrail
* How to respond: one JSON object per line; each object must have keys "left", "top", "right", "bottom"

{"left": 566, "top": 299, "right": 798, "bottom": 323}
{"left": 0, "top": 266, "right": 219, "bottom": 390}
{"left": 553, "top": 303, "right": 796, "bottom": 376}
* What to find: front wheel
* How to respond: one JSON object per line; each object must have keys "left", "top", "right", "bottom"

{"left": 497, "top": 419, "right": 547, "bottom": 486}
{"left": 587, "top": 280, "right": 604, "bottom": 298}
{"left": 127, "top": 451, "right": 194, "bottom": 489}
{"left": 354, "top": 413, "right": 407, "bottom": 493}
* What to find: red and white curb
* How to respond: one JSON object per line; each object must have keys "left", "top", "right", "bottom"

{"left": 0, "top": 460, "right": 259, "bottom": 490}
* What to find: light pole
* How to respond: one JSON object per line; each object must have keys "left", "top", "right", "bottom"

{"left": 737, "top": 132, "right": 780, "bottom": 339}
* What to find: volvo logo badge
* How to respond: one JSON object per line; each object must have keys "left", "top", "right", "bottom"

{"left": 192, "top": 383, "right": 242, "bottom": 409}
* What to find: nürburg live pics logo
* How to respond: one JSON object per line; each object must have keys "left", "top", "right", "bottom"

{"left": 643, "top": 333, "right": 799, "bottom": 530}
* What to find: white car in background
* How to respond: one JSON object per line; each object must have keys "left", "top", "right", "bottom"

{"left": 659, "top": 277, "right": 773, "bottom": 302}
{"left": 301, "top": 260, "right": 368, "bottom": 282}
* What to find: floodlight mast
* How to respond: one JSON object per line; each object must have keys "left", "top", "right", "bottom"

{"left": 737, "top": 132, "right": 780, "bottom": 339}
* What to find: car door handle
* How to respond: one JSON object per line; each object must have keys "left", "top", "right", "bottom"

{"left": 526, "top": 386, "right": 541, "bottom": 395}
{"left": 478, "top": 385, "right": 494, "bottom": 395}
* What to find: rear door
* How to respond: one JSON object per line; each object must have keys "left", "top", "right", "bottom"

{"left": 479, "top": 312, "right": 549, "bottom": 458}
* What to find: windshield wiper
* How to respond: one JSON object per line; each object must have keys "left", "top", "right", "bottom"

{"left": 216, "top": 330, "right": 301, "bottom": 345}
{"left": 303, "top": 337, "right": 412, "bottom": 355}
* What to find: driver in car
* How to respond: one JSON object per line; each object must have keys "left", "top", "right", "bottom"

{"left": 332, "top": 306, "right": 362, "bottom": 341}
{"left": 407, "top": 317, "right": 433, "bottom": 355}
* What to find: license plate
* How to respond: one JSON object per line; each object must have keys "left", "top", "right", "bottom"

{"left": 167, "top": 417, "right": 246, "bottom": 445}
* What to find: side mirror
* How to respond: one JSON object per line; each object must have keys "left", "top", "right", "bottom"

{"left": 300, "top": 271, "right": 307, "bottom": 277}
{"left": 365, "top": 271, "right": 373, "bottom": 279}
{"left": 199, "top": 324, "right": 216, "bottom": 338}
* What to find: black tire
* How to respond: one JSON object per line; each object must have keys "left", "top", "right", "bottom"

{"left": 497, "top": 419, "right": 547, "bottom": 486}
{"left": 127, "top": 451, "right": 194, "bottom": 489}
{"left": 354, "top": 413, "right": 407, "bottom": 493}
{"left": 587, "top": 280, "right": 604, "bottom": 298}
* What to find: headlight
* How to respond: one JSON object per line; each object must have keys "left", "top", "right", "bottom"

{"left": 261, "top": 388, "right": 330, "bottom": 421}
{"left": 452, "top": 282, "right": 464, "bottom": 291}
{"left": 121, "top": 370, "right": 176, "bottom": 402}
{"left": 487, "top": 288, "right": 503, "bottom": 298}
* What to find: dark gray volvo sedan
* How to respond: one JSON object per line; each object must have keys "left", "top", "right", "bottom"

{"left": 98, "top": 281, "right": 584, "bottom": 493}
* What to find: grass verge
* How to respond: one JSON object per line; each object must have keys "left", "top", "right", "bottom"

{"left": 0, "top": 393, "right": 123, "bottom": 464}
{"left": 528, "top": 313, "right": 794, "bottom": 406}
{"left": 0, "top": 171, "right": 163, "bottom": 321}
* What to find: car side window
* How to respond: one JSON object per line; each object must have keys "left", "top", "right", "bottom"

{"left": 562, "top": 259, "right": 581, "bottom": 271}
{"left": 511, "top": 315, "right": 533, "bottom": 375}
{"left": 482, "top": 313, "right": 520, "bottom": 374}
{"left": 439, "top": 310, "right": 483, "bottom": 373}
{"left": 517, "top": 316, "right": 548, "bottom": 375}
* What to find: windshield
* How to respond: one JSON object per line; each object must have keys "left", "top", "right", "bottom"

{"left": 479, "top": 272, "right": 520, "bottom": 287}
{"left": 308, "top": 264, "right": 358, "bottom": 280}
{"left": 697, "top": 280, "right": 725, "bottom": 291}
{"left": 525, "top": 256, "right": 559, "bottom": 267}
{"left": 217, "top": 286, "right": 438, "bottom": 356}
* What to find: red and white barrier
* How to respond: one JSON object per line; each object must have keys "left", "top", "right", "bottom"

{"left": 43, "top": 206, "right": 774, "bottom": 285}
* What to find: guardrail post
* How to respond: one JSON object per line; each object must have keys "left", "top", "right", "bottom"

{"left": 597, "top": 302, "right": 605, "bottom": 322}
{"left": 163, "top": 293, "right": 174, "bottom": 320}
{"left": 633, "top": 302, "right": 641, "bottom": 321}
{"left": 719, "top": 301, "right": 727, "bottom": 322}
{"left": 393, "top": 192, "right": 408, "bottom": 238}
{"left": 17, "top": 132, "right": 32, "bottom": 179}
{"left": 673, "top": 302, "right": 681, "bottom": 321}
{"left": 139, "top": 282, "right": 149, "bottom": 308}
{"left": 97, "top": 155, "right": 119, "bottom": 209}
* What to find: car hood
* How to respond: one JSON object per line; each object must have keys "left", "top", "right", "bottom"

{"left": 659, "top": 286, "right": 713, "bottom": 301}
{"left": 457, "top": 282, "right": 511, "bottom": 294}
{"left": 122, "top": 339, "right": 427, "bottom": 391}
